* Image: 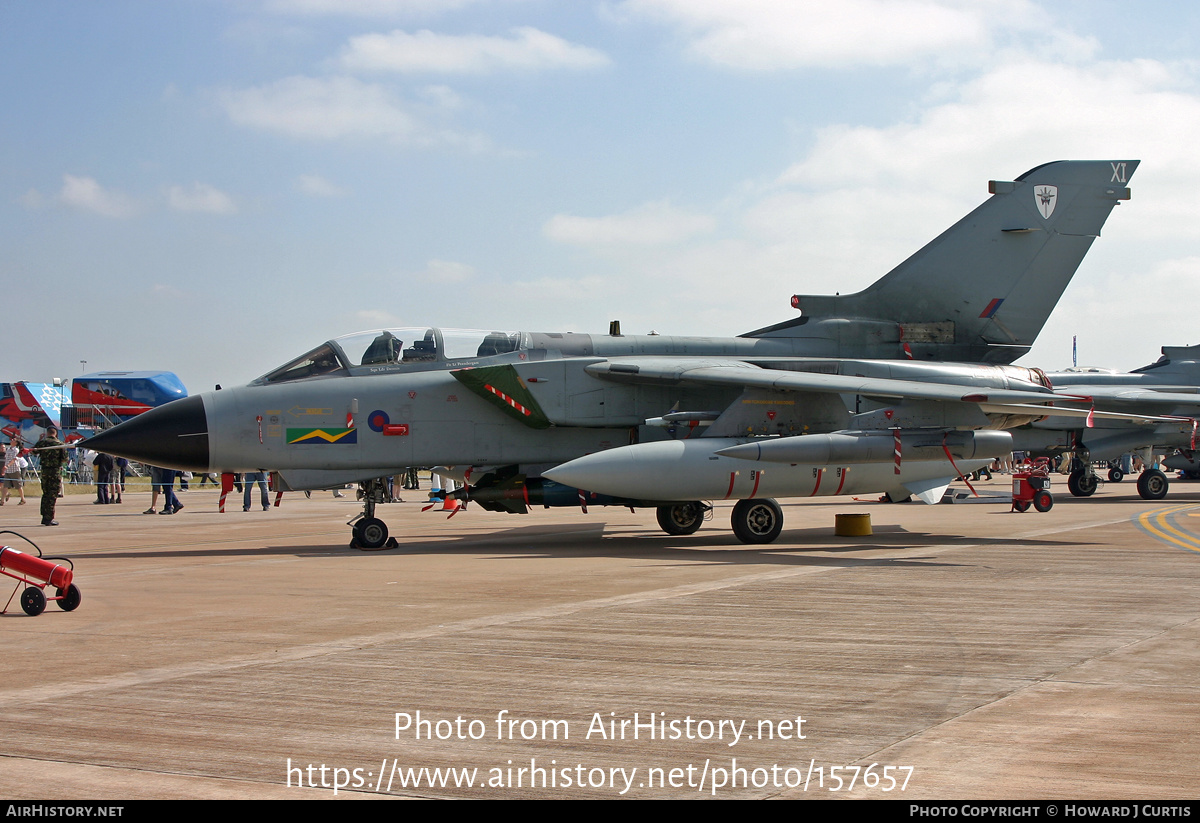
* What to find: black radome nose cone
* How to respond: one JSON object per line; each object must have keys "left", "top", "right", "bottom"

{"left": 85, "top": 394, "right": 210, "bottom": 471}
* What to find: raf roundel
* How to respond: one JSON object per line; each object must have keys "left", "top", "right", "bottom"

{"left": 368, "top": 410, "right": 390, "bottom": 433}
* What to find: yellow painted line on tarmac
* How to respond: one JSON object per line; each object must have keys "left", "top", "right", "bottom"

{"left": 1136, "top": 503, "right": 1200, "bottom": 553}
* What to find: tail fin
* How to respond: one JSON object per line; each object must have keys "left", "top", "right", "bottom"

{"left": 745, "top": 160, "right": 1138, "bottom": 364}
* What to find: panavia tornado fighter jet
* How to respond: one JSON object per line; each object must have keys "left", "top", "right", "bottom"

{"left": 86, "top": 160, "right": 1138, "bottom": 548}
{"left": 1011, "top": 344, "right": 1200, "bottom": 501}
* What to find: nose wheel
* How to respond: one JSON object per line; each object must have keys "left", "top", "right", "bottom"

{"left": 353, "top": 517, "right": 390, "bottom": 550}
{"left": 656, "top": 502, "right": 708, "bottom": 536}
{"left": 349, "top": 478, "right": 399, "bottom": 550}
{"left": 1067, "top": 469, "right": 1098, "bottom": 497}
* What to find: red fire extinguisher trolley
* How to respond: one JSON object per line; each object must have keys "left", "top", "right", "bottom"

{"left": 1011, "top": 458, "right": 1054, "bottom": 513}
{"left": 0, "top": 531, "right": 81, "bottom": 616}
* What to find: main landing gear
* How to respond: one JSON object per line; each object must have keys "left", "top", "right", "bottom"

{"left": 731, "top": 499, "right": 784, "bottom": 544}
{"left": 1067, "top": 458, "right": 1170, "bottom": 501}
{"left": 349, "top": 478, "right": 399, "bottom": 550}
{"left": 654, "top": 499, "right": 784, "bottom": 544}
{"left": 1136, "top": 468, "right": 1169, "bottom": 500}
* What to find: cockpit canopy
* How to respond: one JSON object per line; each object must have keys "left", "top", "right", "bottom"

{"left": 255, "top": 327, "right": 527, "bottom": 385}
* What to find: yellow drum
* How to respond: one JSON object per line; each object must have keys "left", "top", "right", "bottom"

{"left": 835, "top": 513, "right": 873, "bottom": 536}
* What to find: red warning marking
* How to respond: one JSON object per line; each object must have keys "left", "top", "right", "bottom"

{"left": 485, "top": 384, "right": 532, "bottom": 416}
{"left": 725, "top": 472, "right": 737, "bottom": 499}
{"left": 810, "top": 468, "right": 824, "bottom": 496}
{"left": 749, "top": 470, "right": 762, "bottom": 498}
{"left": 382, "top": 424, "right": 409, "bottom": 436}
{"left": 940, "top": 435, "right": 977, "bottom": 497}
{"left": 894, "top": 430, "right": 902, "bottom": 475}
{"left": 834, "top": 467, "right": 849, "bottom": 495}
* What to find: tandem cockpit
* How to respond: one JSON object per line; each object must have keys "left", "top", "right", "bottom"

{"left": 254, "top": 327, "right": 528, "bottom": 385}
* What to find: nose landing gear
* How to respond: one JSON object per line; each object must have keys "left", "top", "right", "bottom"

{"left": 349, "top": 478, "right": 399, "bottom": 550}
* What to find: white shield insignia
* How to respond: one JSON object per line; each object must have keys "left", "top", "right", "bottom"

{"left": 1035, "top": 185, "right": 1057, "bottom": 219}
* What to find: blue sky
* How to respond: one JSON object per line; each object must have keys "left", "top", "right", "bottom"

{"left": 4, "top": 0, "right": 1199, "bottom": 393}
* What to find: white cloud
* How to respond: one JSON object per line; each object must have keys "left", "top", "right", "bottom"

{"left": 616, "top": 0, "right": 1048, "bottom": 69}
{"left": 1028, "top": 255, "right": 1200, "bottom": 371}
{"left": 773, "top": 56, "right": 1200, "bottom": 243}
{"left": 220, "top": 75, "right": 418, "bottom": 141}
{"left": 339, "top": 27, "right": 610, "bottom": 74}
{"left": 58, "top": 174, "right": 136, "bottom": 218}
{"left": 418, "top": 84, "right": 465, "bottom": 109}
{"left": 168, "top": 182, "right": 237, "bottom": 214}
{"left": 296, "top": 174, "right": 349, "bottom": 197}
{"left": 218, "top": 75, "right": 487, "bottom": 149}
{"left": 544, "top": 201, "right": 716, "bottom": 246}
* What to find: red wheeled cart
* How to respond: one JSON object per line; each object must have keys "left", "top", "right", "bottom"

{"left": 1011, "top": 459, "right": 1054, "bottom": 513}
{"left": 0, "top": 531, "right": 81, "bottom": 616}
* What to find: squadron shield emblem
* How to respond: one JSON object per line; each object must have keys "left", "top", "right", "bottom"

{"left": 1035, "top": 185, "right": 1057, "bottom": 219}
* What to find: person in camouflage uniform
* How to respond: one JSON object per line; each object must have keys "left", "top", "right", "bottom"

{"left": 34, "top": 425, "right": 68, "bottom": 526}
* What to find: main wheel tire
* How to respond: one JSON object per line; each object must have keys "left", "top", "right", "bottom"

{"left": 1033, "top": 490, "right": 1054, "bottom": 512}
{"left": 731, "top": 498, "right": 783, "bottom": 544}
{"left": 20, "top": 587, "right": 46, "bottom": 616}
{"left": 354, "top": 517, "right": 390, "bottom": 550}
{"left": 1108, "top": 467, "right": 1125, "bottom": 483}
{"left": 1067, "top": 471, "right": 1098, "bottom": 497}
{"left": 1137, "top": 469, "right": 1169, "bottom": 500}
{"left": 656, "top": 503, "right": 704, "bottom": 536}
{"left": 56, "top": 584, "right": 82, "bottom": 612}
